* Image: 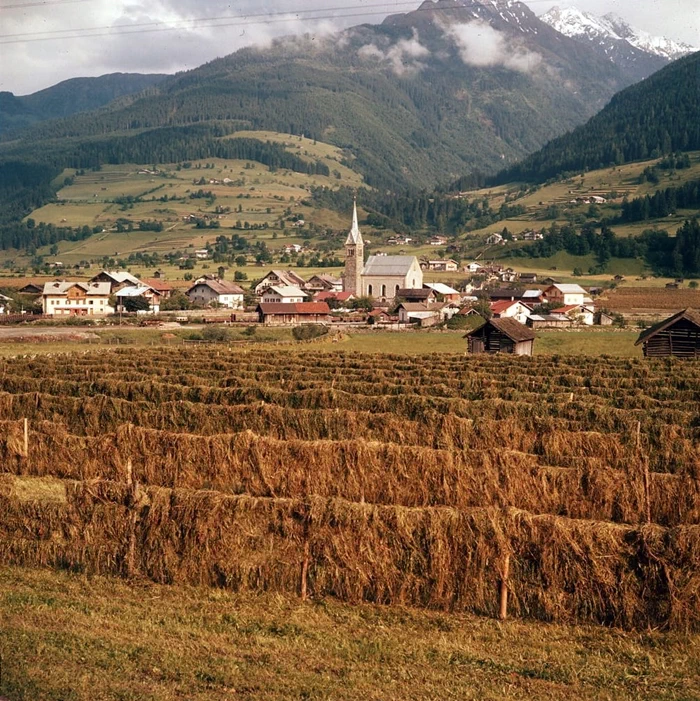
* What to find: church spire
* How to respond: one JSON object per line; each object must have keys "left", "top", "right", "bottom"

{"left": 345, "top": 197, "right": 363, "bottom": 245}
{"left": 343, "top": 196, "right": 364, "bottom": 295}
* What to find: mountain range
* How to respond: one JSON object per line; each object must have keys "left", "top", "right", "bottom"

{"left": 0, "top": 73, "right": 168, "bottom": 137}
{"left": 540, "top": 6, "right": 697, "bottom": 82}
{"left": 0, "top": 0, "right": 696, "bottom": 196}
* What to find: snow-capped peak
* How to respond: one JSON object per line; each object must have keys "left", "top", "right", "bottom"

{"left": 540, "top": 6, "right": 621, "bottom": 40}
{"left": 602, "top": 12, "right": 698, "bottom": 60}
{"left": 540, "top": 6, "right": 697, "bottom": 61}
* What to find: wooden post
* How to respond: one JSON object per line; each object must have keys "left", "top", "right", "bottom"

{"left": 300, "top": 538, "right": 310, "bottom": 601}
{"left": 23, "top": 418, "right": 28, "bottom": 458}
{"left": 499, "top": 554, "right": 510, "bottom": 621}
{"left": 125, "top": 458, "right": 138, "bottom": 579}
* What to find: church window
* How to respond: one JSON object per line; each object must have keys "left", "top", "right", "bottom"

{"left": 368, "top": 284, "right": 373, "bottom": 297}
{"left": 381, "top": 284, "right": 386, "bottom": 298}
{"left": 395, "top": 285, "right": 400, "bottom": 294}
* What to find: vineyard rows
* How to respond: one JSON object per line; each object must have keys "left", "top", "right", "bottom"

{"left": 1, "top": 349, "right": 699, "bottom": 630}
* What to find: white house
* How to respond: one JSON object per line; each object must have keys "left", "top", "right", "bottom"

{"left": 544, "top": 284, "right": 587, "bottom": 307}
{"left": 0, "top": 293, "right": 11, "bottom": 314}
{"left": 486, "top": 233, "right": 504, "bottom": 245}
{"left": 425, "top": 259, "right": 459, "bottom": 272}
{"left": 429, "top": 235, "right": 448, "bottom": 246}
{"left": 490, "top": 300, "right": 532, "bottom": 325}
{"left": 186, "top": 279, "right": 245, "bottom": 308}
{"left": 42, "top": 281, "right": 113, "bottom": 316}
{"left": 194, "top": 249, "right": 210, "bottom": 259}
{"left": 261, "top": 286, "right": 308, "bottom": 304}
{"left": 361, "top": 255, "right": 423, "bottom": 301}
{"left": 552, "top": 304, "right": 596, "bottom": 326}
{"left": 465, "top": 262, "right": 483, "bottom": 274}
{"left": 115, "top": 285, "right": 162, "bottom": 314}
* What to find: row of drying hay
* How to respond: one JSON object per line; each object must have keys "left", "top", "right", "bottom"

{"left": 6, "top": 364, "right": 700, "bottom": 414}
{"left": 13, "top": 346, "right": 700, "bottom": 378}
{"left": 0, "top": 388, "right": 697, "bottom": 475}
{"left": 2, "top": 423, "right": 698, "bottom": 526}
{"left": 1, "top": 484, "right": 698, "bottom": 631}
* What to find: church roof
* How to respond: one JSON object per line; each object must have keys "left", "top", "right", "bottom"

{"left": 362, "top": 255, "right": 417, "bottom": 277}
{"left": 345, "top": 199, "right": 363, "bottom": 246}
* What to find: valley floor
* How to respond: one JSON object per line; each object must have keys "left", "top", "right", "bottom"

{"left": 1, "top": 565, "right": 697, "bottom": 701}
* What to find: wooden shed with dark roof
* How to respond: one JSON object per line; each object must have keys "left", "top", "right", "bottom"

{"left": 464, "top": 317, "right": 536, "bottom": 356}
{"left": 635, "top": 309, "right": 700, "bottom": 358}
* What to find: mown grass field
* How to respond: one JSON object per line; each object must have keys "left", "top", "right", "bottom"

{"left": 1, "top": 564, "right": 697, "bottom": 701}
{"left": 0, "top": 328, "right": 642, "bottom": 357}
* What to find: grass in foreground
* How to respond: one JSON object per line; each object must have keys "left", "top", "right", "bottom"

{"left": 0, "top": 565, "right": 697, "bottom": 701}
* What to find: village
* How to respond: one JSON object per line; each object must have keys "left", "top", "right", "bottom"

{"left": 0, "top": 202, "right": 629, "bottom": 346}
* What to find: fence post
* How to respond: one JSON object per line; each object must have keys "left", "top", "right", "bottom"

{"left": 125, "top": 458, "right": 138, "bottom": 578}
{"left": 300, "top": 537, "right": 310, "bottom": 601}
{"left": 499, "top": 553, "right": 510, "bottom": 620}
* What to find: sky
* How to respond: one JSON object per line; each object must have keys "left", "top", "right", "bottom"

{"left": 1, "top": 0, "right": 698, "bottom": 95}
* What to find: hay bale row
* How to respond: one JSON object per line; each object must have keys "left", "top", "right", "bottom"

{"left": 1, "top": 485, "right": 698, "bottom": 630}
{"left": 2, "top": 423, "right": 698, "bottom": 526}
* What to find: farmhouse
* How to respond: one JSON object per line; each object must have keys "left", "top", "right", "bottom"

{"left": 464, "top": 317, "right": 535, "bottom": 355}
{"left": 465, "top": 262, "right": 483, "bottom": 274}
{"left": 257, "top": 302, "right": 330, "bottom": 325}
{"left": 0, "top": 293, "right": 10, "bottom": 314}
{"left": 635, "top": 308, "right": 700, "bottom": 358}
{"left": 254, "top": 269, "right": 307, "bottom": 295}
{"left": 551, "top": 304, "right": 596, "bottom": 326}
{"left": 519, "top": 273, "right": 538, "bottom": 284}
{"left": 490, "top": 300, "right": 532, "bottom": 325}
{"left": 544, "top": 283, "right": 587, "bottom": 306}
{"left": 423, "top": 282, "right": 461, "bottom": 302}
{"left": 397, "top": 303, "right": 442, "bottom": 327}
{"left": 429, "top": 235, "right": 447, "bottom": 246}
{"left": 527, "top": 314, "right": 572, "bottom": 329}
{"left": 423, "top": 259, "right": 458, "bottom": 272}
{"left": 42, "top": 281, "right": 113, "bottom": 316}
{"left": 261, "top": 286, "right": 308, "bottom": 304}
{"left": 396, "top": 288, "right": 437, "bottom": 304}
{"left": 115, "top": 285, "right": 162, "bottom": 314}
{"left": 304, "top": 274, "right": 342, "bottom": 293}
{"left": 90, "top": 270, "right": 140, "bottom": 292}
{"left": 18, "top": 283, "right": 42, "bottom": 295}
{"left": 186, "top": 279, "right": 244, "bottom": 309}
{"left": 141, "top": 279, "right": 173, "bottom": 299}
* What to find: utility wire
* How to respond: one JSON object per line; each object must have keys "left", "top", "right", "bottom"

{"left": 0, "top": 0, "right": 559, "bottom": 44}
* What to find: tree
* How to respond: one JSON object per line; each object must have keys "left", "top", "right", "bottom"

{"left": 123, "top": 295, "right": 151, "bottom": 313}
{"left": 161, "top": 290, "right": 191, "bottom": 311}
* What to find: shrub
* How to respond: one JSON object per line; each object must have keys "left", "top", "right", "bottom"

{"left": 201, "top": 326, "right": 232, "bottom": 342}
{"left": 292, "top": 324, "right": 328, "bottom": 341}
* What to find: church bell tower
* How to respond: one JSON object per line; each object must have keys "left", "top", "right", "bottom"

{"left": 343, "top": 198, "right": 364, "bottom": 294}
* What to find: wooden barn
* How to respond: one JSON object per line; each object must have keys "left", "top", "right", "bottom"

{"left": 464, "top": 317, "right": 535, "bottom": 356}
{"left": 635, "top": 308, "right": 700, "bottom": 358}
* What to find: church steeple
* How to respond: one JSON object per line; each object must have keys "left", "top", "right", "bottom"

{"left": 343, "top": 197, "right": 364, "bottom": 294}
{"left": 345, "top": 197, "right": 363, "bottom": 246}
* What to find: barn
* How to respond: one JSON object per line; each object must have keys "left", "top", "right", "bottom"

{"left": 635, "top": 308, "right": 700, "bottom": 358}
{"left": 464, "top": 317, "right": 535, "bottom": 356}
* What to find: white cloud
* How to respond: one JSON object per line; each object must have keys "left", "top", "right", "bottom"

{"left": 441, "top": 20, "right": 542, "bottom": 73}
{"left": 357, "top": 30, "right": 430, "bottom": 76}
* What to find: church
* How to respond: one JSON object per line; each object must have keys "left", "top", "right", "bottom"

{"left": 343, "top": 200, "right": 423, "bottom": 301}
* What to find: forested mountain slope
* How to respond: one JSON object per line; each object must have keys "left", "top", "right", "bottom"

{"left": 493, "top": 51, "right": 700, "bottom": 184}
{"left": 2, "top": 0, "right": 636, "bottom": 191}
{"left": 0, "top": 73, "right": 168, "bottom": 136}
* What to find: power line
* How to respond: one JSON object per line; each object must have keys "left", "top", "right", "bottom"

{"left": 0, "top": 0, "right": 93, "bottom": 9}
{"left": 0, "top": 1, "right": 421, "bottom": 38}
{"left": 0, "top": 0, "right": 560, "bottom": 44}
